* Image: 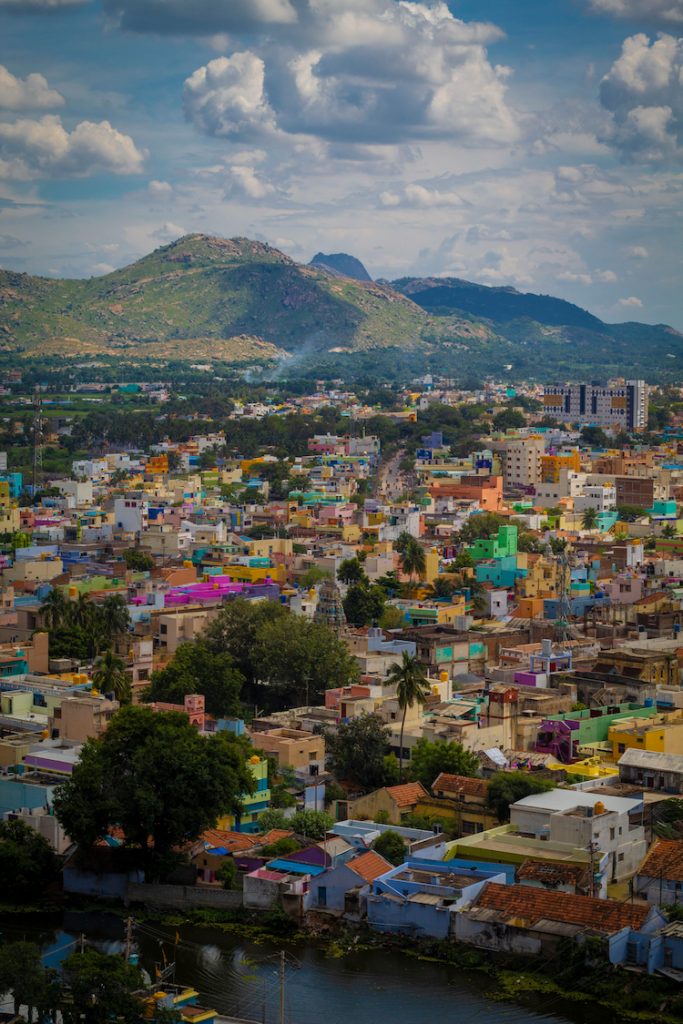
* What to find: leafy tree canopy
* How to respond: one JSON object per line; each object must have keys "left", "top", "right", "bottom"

{"left": 53, "top": 705, "right": 255, "bottom": 876}
{"left": 141, "top": 638, "right": 244, "bottom": 718}
{"left": 326, "top": 713, "right": 392, "bottom": 790}
{"left": 485, "top": 770, "right": 555, "bottom": 823}
{"left": 372, "top": 829, "right": 406, "bottom": 865}
{"left": 408, "top": 737, "right": 480, "bottom": 790}
{"left": 121, "top": 549, "right": 155, "bottom": 572}
{"left": 0, "top": 819, "right": 59, "bottom": 903}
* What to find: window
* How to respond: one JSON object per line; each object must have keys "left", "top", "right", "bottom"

{"left": 462, "top": 820, "right": 476, "bottom": 834}
{"left": 618, "top": 743, "right": 626, "bottom": 754}
{"left": 160, "top": 624, "right": 168, "bottom": 634}
{"left": 610, "top": 827, "right": 615, "bottom": 840}
{"left": 619, "top": 826, "right": 623, "bottom": 835}
{"left": 618, "top": 853, "right": 624, "bottom": 862}
{"left": 318, "top": 886, "right": 327, "bottom": 907}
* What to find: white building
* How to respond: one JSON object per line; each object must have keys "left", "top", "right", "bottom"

{"left": 114, "top": 497, "right": 149, "bottom": 535}
{"left": 56, "top": 480, "right": 93, "bottom": 505}
{"left": 573, "top": 483, "right": 616, "bottom": 514}
{"left": 543, "top": 380, "right": 648, "bottom": 431}
{"left": 510, "top": 789, "right": 647, "bottom": 886}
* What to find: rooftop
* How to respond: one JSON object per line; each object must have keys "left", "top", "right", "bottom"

{"left": 517, "top": 859, "right": 586, "bottom": 885}
{"left": 432, "top": 773, "right": 488, "bottom": 798}
{"left": 638, "top": 840, "right": 683, "bottom": 883}
{"left": 474, "top": 881, "right": 651, "bottom": 931}
{"left": 385, "top": 782, "right": 428, "bottom": 807}
{"left": 618, "top": 748, "right": 683, "bottom": 773}
{"left": 348, "top": 850, "right": 393, "bottom": 883}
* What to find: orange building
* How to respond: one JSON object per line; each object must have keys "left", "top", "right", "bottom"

{"left": 540, "top": 451, "right": 581, "bottom": 484}
{"left": 146, "top": 454, "right": 168, "bottom": 475}
{"left": 429, "top": 475, "right": 503, "bottom": 511}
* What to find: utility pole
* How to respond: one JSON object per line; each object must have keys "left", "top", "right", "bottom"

{"left": 279, "top": 950, "right": 285, "bottom": 1024}
{"left": 125, "top": 916, "right": 132, "bottom": 963}
{"left": 32, "top": 385, "right": 42, "bottom": 496}
{"left": 588, "top": 841, "right": 599, "bottom": 898}
{"left": 79, "top": 933, "right": 85, "bottom": 954}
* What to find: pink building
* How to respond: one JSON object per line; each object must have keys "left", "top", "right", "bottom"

{"left": 148, "top": 693, "right": 205, "bottom": 729}
{"left": 601, "top": 575, "right": 643, "bottom": 604}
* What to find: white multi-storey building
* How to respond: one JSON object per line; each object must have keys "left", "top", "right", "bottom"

{"left": 543, "top": 380, "right": 648, "bottom": 431}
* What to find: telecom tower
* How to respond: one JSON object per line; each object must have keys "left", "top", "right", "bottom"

{"left": 32, "top": 386, "right": 42, "bottom": 495}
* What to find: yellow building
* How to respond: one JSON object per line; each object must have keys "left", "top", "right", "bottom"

{"left": 540, "top": 450, "right": 581, "bottom": 484}
{"left": 609, "top": 710, "right": 683, "bottom": 760}
{"left": 221, "top": 563, "right": 287, "bottom": 585}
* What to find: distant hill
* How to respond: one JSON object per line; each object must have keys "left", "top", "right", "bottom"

{"left": 0, "top": 235, "right": 680, "bottom": 380}
{"left": 391, "top": 276, "right": 603, "bottom": 329}
{"left": 309, "top": 252, "right": 372, "bottom": 281}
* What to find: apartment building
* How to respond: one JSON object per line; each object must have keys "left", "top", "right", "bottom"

{"left": 502, "top": 437, "right": 545, "bottom": 488}
{"left": 543, "top": 380, "right": 648, "bottom": 431}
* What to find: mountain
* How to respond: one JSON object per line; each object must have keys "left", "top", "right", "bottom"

{"left": 391, "top": 276, "right": 602, "bottom": 329}
{"left": 309, "top": 252, "right": 372, "bottom": 281}
{"left": 0, "top": 234, "right": 680, "bottom": 380}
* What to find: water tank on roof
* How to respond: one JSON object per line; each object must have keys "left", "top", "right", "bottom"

{"left": 594, "top": 801, "right": 605, "bottom": 816}
{"left": 644, "top": 697, "right": 654, "bottom": 707}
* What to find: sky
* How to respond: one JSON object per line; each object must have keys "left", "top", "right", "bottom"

{"left": 0, "top": 0, "right": 682, "bottom": 329}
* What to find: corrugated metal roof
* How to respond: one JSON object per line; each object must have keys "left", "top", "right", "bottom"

{"left": 408, "top": 892, "right": 444, "bottom": 905}
{"left": 619, "top": 748, "right": 683, "bottom": 772}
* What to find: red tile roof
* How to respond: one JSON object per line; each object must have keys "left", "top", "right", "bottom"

{"left": 517, "top": 859, "right": 586, "bottom": 885}
{"left": 348, "top": 850, "right": 393, "bottom": 883}
{"left": 638, "top": 840, "right": 683, "bottom": 883}
{"left": 474, "top": 882, "right": 651, "bottom": 932}
{"left": 386, "top": 782, "right": 428, "bottom": 807}
{"left": 261, "top": 829, "right": 295, "bottom": 843}
{"left": 432, "top": 773, "right": 488, "bottom": 798}
{"left": 201, "top": 829, "right": 260, "bottom": 853}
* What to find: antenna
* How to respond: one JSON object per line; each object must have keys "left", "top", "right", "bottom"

{"left": 32, "top": 385, "right": 43, "bottom": 496}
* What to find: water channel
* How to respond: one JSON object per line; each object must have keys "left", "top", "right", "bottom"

{"left": 0, "top": 910, "right": 603, "bottom": 1024}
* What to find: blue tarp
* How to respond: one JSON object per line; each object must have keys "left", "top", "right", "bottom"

{"left": 268, "top": 859, "right": 327, "bottom": 876}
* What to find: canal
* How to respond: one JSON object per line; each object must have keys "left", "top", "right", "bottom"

{"left": 0, "top": 910, "right": 603, "bottom": 1024}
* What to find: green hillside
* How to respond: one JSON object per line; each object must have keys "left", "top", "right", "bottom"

{"left": 0, "top": 233, "right": 680, "bottom": 381}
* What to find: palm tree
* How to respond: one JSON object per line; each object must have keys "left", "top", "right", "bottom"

{"left": 92, "top": 649, "right": 131, "bottom": 704}
{"left": 39, "top": 587, "right": 69, "bottom": 630}
{"left": 467, "top": 577, "right": 489, "bottom": 615}
{"left": 661, "top": 524, "right": 677, "bottom": 539}
{"left": 71, "top": 593, "right": 97, "bottom": 630}
{"left": 100, "top": 594, "right": 132, "bottom": 640}
{"left": 399, "top": 538, "right": 426, "bottom": 598}
{"left": 385, "top": 652, "right": 430, "bottom": 776}
{"left": 581, "top": 507, "right": 599, "bottom": 531}
{"left": 429, "top": 576, "right": 455, "bottom": 600}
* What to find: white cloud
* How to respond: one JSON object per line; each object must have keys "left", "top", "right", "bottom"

{"left": 150, "top": 221, "right": 186, "bottom": 241}
{"left": 557, "top": 270, "right": 594, "bottom": 284}
{"left": 619, "top": 294, "right": 643, "bottom": 305}
{"left": 379, "top": 183, "right": 465, "bottom": 208}
{"left": 103, "top": 0, "right": 296, "bottom": 34}
{"left": 182, "top": 2, "right": 520, "bottom": 150}
{"left": 585, "top": 0, "right": 683, "bottom": 28}
{"left": 182, "top": 52, "right": 277, "bottom": 139}
{"left": 92, "top": 262, "right": 115, "bottom": 274}
{"left": 222, "top": 163, "right": 276, "bottom": 199}
{"left": 0, "top": 66, "right": 64, "bottom": 110}
{"left": 0, "top": 115, "right": 147, "bottom": 179}
{"left": 600, "top": 33, "right": 683, "bottom": 162}
{"left": 596, "top": 268, "right": 618, "bottom": 281}
{"left": 147, "top": 179, "right": 173, "bottom": 199}
{"left": 0, "top": 0, "right": 89, "bottom": 7}
{"left": 628, "top": 245, "right": 650, "bottom": 257}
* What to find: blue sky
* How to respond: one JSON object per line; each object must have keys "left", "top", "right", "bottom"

{"left": 0, "top": 0, "right": 682, "bottom": 329}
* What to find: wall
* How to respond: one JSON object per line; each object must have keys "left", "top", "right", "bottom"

{"left": 124, "top": 882, "right": 244, "bottom": 910}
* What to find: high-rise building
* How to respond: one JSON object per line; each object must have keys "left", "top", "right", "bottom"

{"left": 543, "top": 380, "right": 648, "bottom": 431}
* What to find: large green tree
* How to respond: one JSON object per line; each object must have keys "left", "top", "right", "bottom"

{"left": 61, "top": 950, "right": 147, "bottom": 1024}
{"left": 485, "top": 771, "right": 555, "bottom": 823}
{"left": 92, "top": 650, "right": 131, "bottom": 704}
{"left": 203, "top": 598, "right": 288, "bottom": 703}
{"left": 141, "top": 638, "right": 244, "bottom": 718}
{"left": 0, "top": 819, "right": 59, "bottom": 903}
{"left": 342, "top": 580, "right": 386, "bottom": 627}
{"left": 0, "top": 942, "right": 56, "bottom": 1020}
{"left": 399, "top": 538, "right": 426, "bottom": 598}
{"left": 325, "top": 713, "right": 392, "bottom": 790}
{"left": 408, "top": 737, "right": 480, "bottom": 789}
{"left": 52, "top": 705, "right": 254, "bottom": 877}
{"left": 251, "top": 613, "right": 360, "bottom": 709}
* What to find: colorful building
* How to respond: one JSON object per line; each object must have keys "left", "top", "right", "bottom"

{"left": 216, "top": 756, "right": 271, "bottom": 834}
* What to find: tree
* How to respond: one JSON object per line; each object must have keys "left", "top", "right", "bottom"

{"left": 100, "top": 594, "right": 131, "bottom": 640}
{"left": 408, "top": 737, "right": 480, "bottom": 789}
{"left": 399, "top": 538, "right": 427, "bottom": 598}
{"left": 166, "top": 450, "right": 182, "bottom": 472}
{"left": 326, "top": 714, "right": 392, "bottom": 790}
{"left": 581, "top": 507, "right": 599, "bottom": 531}
{"left": 375, "top": 569, "right": 400, "bottom": 595}
{"left": 288, "top": 809, "right": 334, "bottom": 840}
{"left": 485, "top": 771, "right": 555, "bottom": 823}
{"left": 299, "top": 565, "right": 332, "bottom": 589}
{"left": 71, "top": 593, "right": 96, "bottom": 631}
{"left": 385, "top": 652, "right": 430, "bottom": 775}
{"left": 379, "top": 605, "right": 405, "bottom": 629}
{"left": 395, "top": 530, "right": 414, "bottom": 552}
{"left": 0, "top": 941, "right": 51, "bottom": 1019}
{"left": 61, "top": 950, "right": 146, "bottom": 1024}
{"left": 216, "top": 858, "right": 237, "bottom": 889}
{"left": 580, "top": 425, "right": 611, "bottom": 448}
{"left": 39, "top": 587, "right": 70, "bottom": 630}
{"left": 662, "top": 524, "right": 677, "bottom": 539}
{"left": 257, "top": 808, "right": 288, "bottom": 833}
{"left": 52, "top": 705, "right": 254, "bottom": 877}
{"left": 372, "top": 829, "right": 406, "bottom": 866}
{"left": 92, "top": 650, "right": 131, "bottom": 704}
{"left": 342, "top": 580, "right": 386, "bottom": 626}
{"left": 454, "top": 551, "right": 475, "bottom": 569}
{"left": 0, "top": 819, "right": 59, "bottom": 903}
{"left": 251, "top": 613, "right": 360, "bottom": 709}
{"left": 492, "top": 408, "right": 525, "bottom": 431}
{"left": 337, "top": 558, "right": 366, "bottom": 585}
{"left": 141, "top": 638, "right": 244, "bottom": 718}
{"left": 429, "top": 576, "right": 455, "bottom": 600}
{"left": 121, "top": 549, "right": 155, "bottom": 572}
{"left": 616, "top": 504, "right": 647, "bottom": 522}
{"left": 204, "top": 598, "right": 288, "bottom": 703}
